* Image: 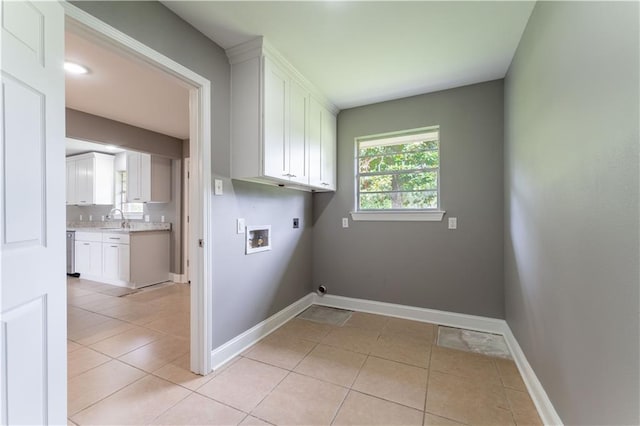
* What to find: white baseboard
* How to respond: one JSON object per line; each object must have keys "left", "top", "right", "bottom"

{"left": 210, "top": 292, "right": 315, "bottom": 370}
{"left": 312, "top": 294, "right": 506, "bottom": 334}
{"left": 209, "top": 292, "right": 563, "bottom": 425}
{"left": 169, "top": 273, "right": 186, "bottom": 283}
{"left": 502, "top": 327, "right": 563, "bottom": 425}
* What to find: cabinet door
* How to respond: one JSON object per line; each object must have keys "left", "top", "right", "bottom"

{"left": 308, "top": 97, "right": 323, "bottom": 187}
{"left": 75, "top": 241, "right": 101, "bottom": 276}
{"left": 288, "top": 79, "right": 309, "bottom": 185}
{"left": 139, "top": 153, "right": 151, "bottom": 202}
{"left": 103, "top": 243, "right": 129, "bottom": 282}
{"left": 126, "top": 152, "right": 142, "bottom": 202}
{"left": 320, "top": 111, "right": 337, "bottom": 190}
{"left": 75, "top": 241, "right": 90, "bottom": 274}
{"left": 66, "top": 159, "right": 77, "bottom": 205}
{"left": 263, "top": 57, "right": 289, "bottom": 180}
{"left": 76, "top": 157, "right": 93, "bottom": 205}
{"left": 102, "top": 243, "right": 118, "bottom": 280}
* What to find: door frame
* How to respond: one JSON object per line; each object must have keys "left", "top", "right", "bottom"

{"left": 63, "top": 4, "right": 213, "bottom": 374}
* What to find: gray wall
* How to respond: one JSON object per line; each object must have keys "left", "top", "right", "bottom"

{"left": 67, "top": 108, "right": 183, "bottom": 159}
{"left": 313, "top": 81, "right": 504, "bottom": 318}
{"left": 504, "top": 2, "right": 639, "bottom": 425}
{"left": 72, "top": 1, "right": 313, "bottom": 348}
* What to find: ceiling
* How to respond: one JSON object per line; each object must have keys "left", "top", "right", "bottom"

{"left": 66, "top": 138, "right": 126, "bottom": 157}
{"left": 65, "top": 30, "right": 190, "bottom": 139}
{"left": 162, "top": 1, "right": 535, "bottom": 109}
{"left": 65, "top": 1, "right": 534, "bottom": 142}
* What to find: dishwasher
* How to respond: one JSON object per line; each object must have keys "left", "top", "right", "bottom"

{"left": 66, "top": 231, "right": 80, "bottom": 277}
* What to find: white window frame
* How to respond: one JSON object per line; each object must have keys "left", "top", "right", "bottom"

{"left": 351, "top": 126, "right": 445, "bottom": 222}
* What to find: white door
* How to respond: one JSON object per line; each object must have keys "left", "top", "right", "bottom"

{"left": 1, "top": 1, "right": 66, "bottom": 425}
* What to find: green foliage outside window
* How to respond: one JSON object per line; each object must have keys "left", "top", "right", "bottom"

{"left": 357, "top": 131, "right": 440, "bottom": 210}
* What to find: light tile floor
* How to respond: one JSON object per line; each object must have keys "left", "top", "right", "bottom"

{"left": 68, "top": 279, "right": 542, "bottom": 425}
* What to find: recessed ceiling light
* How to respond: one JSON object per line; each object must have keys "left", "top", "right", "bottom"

{"left": 64, "top": 61, "right": 89, "bottom": 75}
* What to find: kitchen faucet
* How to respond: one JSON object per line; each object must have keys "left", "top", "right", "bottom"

{"left": 108, "top": 208, "right": 128, "bottom": 228}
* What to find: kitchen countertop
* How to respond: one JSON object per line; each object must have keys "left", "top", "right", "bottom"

{"left": 67, "top": 221, "right": 171, "bottom": 233}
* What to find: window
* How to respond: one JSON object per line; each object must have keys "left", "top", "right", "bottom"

{"left": 115, "top": 171, "right": 144, "bottom": 219}
{"left": 353, "top": 126, "right": 444, "bottom": 221}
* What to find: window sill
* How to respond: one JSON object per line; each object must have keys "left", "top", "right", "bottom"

{"left": 350, "top": 210, "right": 445, "bottom": 222}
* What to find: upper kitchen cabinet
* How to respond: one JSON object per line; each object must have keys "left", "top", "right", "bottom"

{"left": 126, "top": 151, "right": 171, "bottom": 203}
{"left": 66, "top": 152, "right": 115, "bottom": 205}
{"left": 227, "top": 37, "right": 338, "bottom": 191}
{"left": 309, "top": 97, "right": 337, "bottom": 190}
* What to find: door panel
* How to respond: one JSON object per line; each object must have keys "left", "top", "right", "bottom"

{"left": 1, "top": 1, "right": 66, "bottom": 424}
{"left": 2, "top": 74, "right": 45, "bottom": 245}
{"left": 288, "top": 79, "right": 308, "bottom": 184}
{"left": 263, "top": 58, "right": 288, "bottom": 180}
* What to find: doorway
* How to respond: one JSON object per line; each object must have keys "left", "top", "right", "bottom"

{"left": 64, "top": 4, "right": 212, "bottom": 376}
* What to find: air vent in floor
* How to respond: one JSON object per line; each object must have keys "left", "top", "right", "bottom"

{"left": 437, "top": 326, "right": 512, "bottom": 359}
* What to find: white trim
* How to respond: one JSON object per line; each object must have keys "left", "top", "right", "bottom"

{"left": 169, "top": 273, "right": 186, "bottom": 283}
{"left": 313, "top": 294, "right": 505, "bottom": 334}
{"left": 313, "top": 293, "right": 563, "bottom": 425}
{"left": 63, "top": 4, "right": 213, "bottom": 375}
{"left": 210, "top": 293, "right": 315, "bottom": 370}
{"left": 502, "top": 327, "right": 564, "bottom": 426}
{"left": 351, "top": 211, "right": 445, "bottom": 222}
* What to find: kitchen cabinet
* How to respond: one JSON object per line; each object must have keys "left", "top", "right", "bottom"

{"left": 66, "top": 152, "right": 115, "bottom": 205}
{"left": 309, "top": 97, "right": 337, "bottom": 190}
{"left": 75, "top": 232, "right": 103, "bottom": 277}
{"left": 73, "top": 229, "right": 169, "bottom": 288}
{"left": 262, "top": 60, "right": 309, "bottom": 185}
{"left": 102, "top": 233, "right": 130, "bottom": 284}
{"left": 126, "top": 151, "right": 171, "bottom": 203}
{"left": 227, "top": 37, "right": 336, "bottom": 191}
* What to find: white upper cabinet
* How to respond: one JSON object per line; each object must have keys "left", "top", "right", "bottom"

{"left": 227, "top": 37, "right": 337, "bottom": 191}
{"left": 126, "top": 151, "right": 171, "bottom": 203}
{"left": 309, "top": 97, "right": 337, "bottom": 190}
{"left": 66, "top": 152, "right": 115, "bottom": 205}
{"left": 263, "top": 58, "right": 290, "bottom": 180}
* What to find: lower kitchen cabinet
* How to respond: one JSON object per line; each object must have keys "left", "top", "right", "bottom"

{"left": 102, "top": 242, "right": 130, "bottom": 283}
{"left": 75, "top": 240, "right": 102, "bottom": 277}
{"left": 75, "top": 232, "right": 103, "bottom": 277}
{"left": 74, "top": 230, "right": 169, "bottom": 288}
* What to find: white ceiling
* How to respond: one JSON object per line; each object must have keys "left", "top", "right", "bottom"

{"left": 65, "top": 2, "right": 534, "bottom": 141}
{"left": 65, "top": 30, "right": 190, "bottom": 139}
{"left": 66, "top": 138, "right": 127, "bottom": 156}
{"left": 162, "top": 1, "right": 535, "bottom": 109}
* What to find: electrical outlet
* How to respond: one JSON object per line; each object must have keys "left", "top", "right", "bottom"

{"left": 237, "top": 218, "right": 245, "bottom": 234}
{"left": 293, "top": 218, "right": 299, "bottom": 228}
{"left": 448, "top": 217, "right": 457, "bottom": 230}
{"left": 342, "top": 217, "right": 349, "bottom": 228}
{"left": 214, "top": 179, "right": 223, "bottom": 195}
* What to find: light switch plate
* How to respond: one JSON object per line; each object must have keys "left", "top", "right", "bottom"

{"left": 237, "top": 218, "right": 245, "bottom": 234}
{"left": 448, "top": 217, "right": 457, "bottom": 229}
{"left": 214, "top": 179, "right": 223, "bottom": 195}
{"left": 342, "top": 218, "right": 349, "bottom": 228}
